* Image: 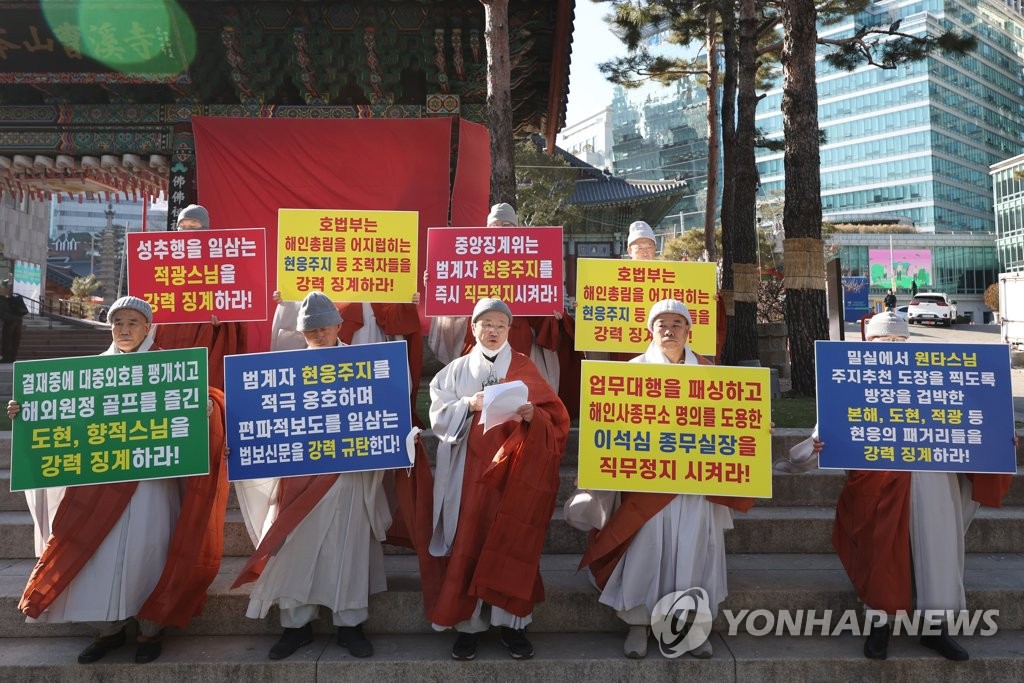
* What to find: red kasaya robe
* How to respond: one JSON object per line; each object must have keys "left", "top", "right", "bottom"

{"left": 155, "top": 322, "right": 247, "bottom": 391}
{"left": 832, "top": 470, "right": 1012, "bottom": 614}
{"left": 20, "top": 388, "right": 230, "bottom": 628}
{"left": 419, "top": 352, "right": 570, "bottom": 625}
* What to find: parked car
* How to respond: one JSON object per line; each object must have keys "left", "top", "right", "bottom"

{"left": 907, "top": 292, "right": 957, "bottom": 327}
{"left": 894, "top": 305, "right": 909, "bottom": 320}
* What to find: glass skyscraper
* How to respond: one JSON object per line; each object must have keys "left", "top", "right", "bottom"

{"left": 992, "top": 152, "right": 1024, "bottom": 271}
{"left": 756, "top": 0, "right": 1024, "bottom": 234}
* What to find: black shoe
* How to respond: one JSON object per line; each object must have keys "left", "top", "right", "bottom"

{"left": 269, "top": 624, "right": 313, "bottom": 660}
{"left": 134, "top": 634, "right": 163, "bottom": 663}
{"left": 863, "top": 624, "right": 890, "bottom": 660}
{"left": 78, "top": 627, "right": 127, "bottom": 664}
{"left": 499, "top": 626, "right": 534, "bottom": 660}
{"left": 337, "top": 624, "right": 373, "bottom": 658}
{"left": 921, "top": 628, "right": 969, "bottom": 661}
{"left": 451, "top": 632, "right": 481, "bottom": 661}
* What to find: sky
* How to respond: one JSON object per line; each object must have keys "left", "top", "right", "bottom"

{"left": 563, "top": 1, "right": 627, "bottom": 128}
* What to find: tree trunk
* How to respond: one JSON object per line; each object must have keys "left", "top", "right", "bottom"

{"left": 482, "top": 0, "right": 517, "bottom": 206}
{"left": 729, "top": 0, "right": 759, "bottom": 363}
{"left": 781, "top": 0, "right": 828, "bottom": 396}
{"left": 703, "top": 18, "right": 719, "bottom": 262}
{"left": 718, "top": 1, "right": 738, "bottom": 363}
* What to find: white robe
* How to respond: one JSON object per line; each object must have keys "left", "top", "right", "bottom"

{"left": 235, "top": 338, "right": 392, "bottom": 626}
{"left": 25, "top": 335, "right": 181, "bottom": 624}
{"left": 427, "top": 315, "right": 470, "bottom": 366}
{"left": 597, "top": 343, "right": 733, "bottom": 622}
{"left": 236, "top": 471, "right": 390, "bottom": 625}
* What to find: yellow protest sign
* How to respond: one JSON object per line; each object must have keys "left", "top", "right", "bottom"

{"left": 574, "top": 259, "right": 717, "bottom": 356}
{"left": 277, "top": 208, "right": 418, "bottom": 302}
{"left": 578, "top": 360, "right": 772, "bottom": 497}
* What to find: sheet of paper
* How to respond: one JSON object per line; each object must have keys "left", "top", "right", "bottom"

{"left": 481, "top": 380, "right": 529, "bottom": 433}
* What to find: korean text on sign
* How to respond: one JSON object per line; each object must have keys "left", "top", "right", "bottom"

{"left": 224, "top": 340, "right": 414, "bottom": 480}
{"left": 574, "top": 259, "right": 718, "bottom": 357}
{"left": 127, "top": 228, "right": 268, "bottom": 324}
{"left": 424, "top": 226, "right": 564, "bottom": 316}
{"left": 10, "top": 348, "right": 210, "bottom": 491}
{"left": 815, "top": 341, "right": 1015, "bottom": 474}
{"left": 277, "top": 209, "right": 419, "bottom": 303}
{"left": 578, "top": 360, "right": 772, "bottom": 497}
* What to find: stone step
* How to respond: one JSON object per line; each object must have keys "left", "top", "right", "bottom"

{"left": 3, "top": 631, "right": 1024, "bottom": 682}
{"left": 10, "top": 463, "right": 1022, "bottom": 512}
{"left": 3, "top": 501, "right": 1024, "bottom": 562}
{"left": 8, "top": 471, "right": 1024, "bottom": 524}
{"left": 1, "top": 554, "right": 1022, "bottom": 640}
{"left": 6, "top": 630, "right": 1024, "bottom": 683}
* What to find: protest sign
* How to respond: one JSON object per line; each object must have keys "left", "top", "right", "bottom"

{"left": 128, "top": 228, "right": 267, "bottom": 323}
{"left": 424, "top": 226, "right": 563, "bottom": 316}
{"left": 277, "top": 209, "right": 418, "bottom": 302}
{"left": 574, "top": 259, "right": 717, "bottom": 356}
{"left": 578, "top": 360, "right": 772, "bottom": 497}
{"left": 816, "top": 341, "right": 1015, "bottom": 473}
{"left": 11, "top": 348, "right": 209, "bottom": 490}
{"left": 224, "top": 341, "right": 413, "bottom": 480}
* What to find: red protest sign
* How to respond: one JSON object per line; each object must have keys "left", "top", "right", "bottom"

{"left": 127, "top": 228, "right": 269, "bottom": 324}
{"left": 424, "top": 226, "right": 564, "bottom": 316}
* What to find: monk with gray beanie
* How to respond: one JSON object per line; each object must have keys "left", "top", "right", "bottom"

{"left": 233, "top": 290, "right": 388, "bottom": 662}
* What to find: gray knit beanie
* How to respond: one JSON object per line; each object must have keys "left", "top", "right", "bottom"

{"left": 107, "top": 296, "right": 153, "bottom": 323}
{"left": 177, "top": 204, "right": 210, "bottom": 229}
{"left": 297, "top": 292, "right": 342, "bottom": 331}
{"left": 471, "top": 297, "right": 513, "bottom": 324}
{"left": 486, "top": 203, "right": 518, "bottom": 226}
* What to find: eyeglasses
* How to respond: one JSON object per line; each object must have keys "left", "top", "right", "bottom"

{"left": 476, "top": 322, "right": 508, "bottom": 332}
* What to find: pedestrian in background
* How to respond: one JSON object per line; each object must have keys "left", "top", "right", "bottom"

{"left": 0, "top": 278, "right": 29, "bottom": 363}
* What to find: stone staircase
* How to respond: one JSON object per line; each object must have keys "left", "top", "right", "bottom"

{"left": 0, "top": 429, "right": 1022, "bottom": 681}
{"left": 11, "top": 315, "right": 112, "bottom": 362}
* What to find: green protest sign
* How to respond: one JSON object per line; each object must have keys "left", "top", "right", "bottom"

{"left": 10, "top": 348, "right": 209, "bottom": 491}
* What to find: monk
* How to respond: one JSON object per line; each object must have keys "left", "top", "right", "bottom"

{"left": 11, "top": 295, "right": 229, "bottom": 665}
{"left": 422, "top": 297, "right": 569, "bottom": 661}
{"left": 824, "top": 311, "right": 1012, "bottom": 661}
{"left": 153, "top": 203, "right": 247, "bottom": 389}
{"left": 571, "top": 298, "right": 754, "bottom": 659}
{"left": 270, "top": 290, "right": 424, "bottom": 427}
{"left": 233, "top": 292, "right": 390, "bottom": 660}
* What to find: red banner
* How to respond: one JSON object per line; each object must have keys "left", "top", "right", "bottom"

{"left": 127, "top": 228, "right": 268, "bottom": 324}
{"left": 425, "top": 226, "right": 564, "bottom": 316}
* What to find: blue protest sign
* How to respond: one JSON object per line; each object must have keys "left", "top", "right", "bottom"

{"left": 224, "top": 341, "right": 413, "bottom": 481}
{"left": 815, "top": 341, "right": 1015, "bottom": 473}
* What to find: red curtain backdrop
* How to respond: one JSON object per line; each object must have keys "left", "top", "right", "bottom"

{"left": 192, "top": 116, "right": 487, "bottom": 351}
{"left": 451, "top": 119, "right": 491, "bottom": 227}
